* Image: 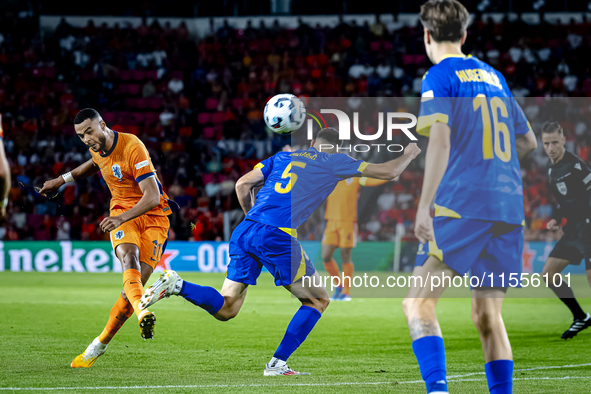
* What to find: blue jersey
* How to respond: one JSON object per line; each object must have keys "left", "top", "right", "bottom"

{"left": 246, "top": 147, "right": 368, "bottom": 229}
{"left": 416, "top": 55, "right": 531, "bottom": 225}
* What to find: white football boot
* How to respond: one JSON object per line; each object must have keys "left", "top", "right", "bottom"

{"left": 139, "top": 270, "right": 182, "bottom": 310}
{"left": 71, "top": 337, "right": 108, "bottom": 368}
{"left": 264, "top": 362, "right": 310, "bottom": 376}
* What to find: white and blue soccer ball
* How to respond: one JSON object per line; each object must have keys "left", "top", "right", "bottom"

{"left": 263, "top": 94, "right": 306, "bottom": 135}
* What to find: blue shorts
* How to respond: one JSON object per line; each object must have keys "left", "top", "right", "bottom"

{"left": 415, "top": 217, "right": 524, "bottom": 288}
{"left": 227, "top": 220, "right": 316, "bottom": 286}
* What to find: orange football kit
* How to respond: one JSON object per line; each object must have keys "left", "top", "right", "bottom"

{"left": 72, "top": 131, "right": 178, "bottom": 367}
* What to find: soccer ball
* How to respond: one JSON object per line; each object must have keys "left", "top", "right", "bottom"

{"left": 264, "top": 94, "right": 306, "bottom": 135}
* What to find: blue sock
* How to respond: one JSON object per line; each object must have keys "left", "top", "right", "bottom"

{"left": 485, "top": 360, "right": 513, "bottom": 394}
{"left": 412, "top": 336, "right": 447, "bottom": 393}
{"left": 273, "top": 306, "right": 322, "bottom": 361}
{"left": 179, "top": 281, "right": 224, "bottom": 315}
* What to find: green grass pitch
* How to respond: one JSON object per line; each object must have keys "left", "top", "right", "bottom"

{"left": 1, "top": 272, "right": 590, "bottom": 393}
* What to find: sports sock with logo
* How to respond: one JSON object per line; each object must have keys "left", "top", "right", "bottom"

{"left": 122, "top": 268, "right": 145, "bottom": 317}
{"left": 485, "top": 359, "right": 513, "bottom": 394}
{"left": 342, "top": 262, "right": 354, "bottom": 295}
{"left": 273, "top": 305, "right": 322, "bottom": 361}
{"left": 179, "top": 281, "right": 224, "bottom": 315}
{"left": 412, "top": 336, "right": 448, "bottom": 393}
{"left": 549, "top": 282, "right": 586, "bottom": 320}
{"left": 323, "top": 259, "right": 341, "bottom": 288}
{"left": 98, "top": 294, "right": 135, "bottom": 344}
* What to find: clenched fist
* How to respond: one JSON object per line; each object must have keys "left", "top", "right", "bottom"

{"left": 404, "top": 143, "right": 421, "bottom": 159}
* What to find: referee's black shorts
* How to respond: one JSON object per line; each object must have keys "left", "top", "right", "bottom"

{"left": 549, "top": 219, "right": 591, "bottom": 268}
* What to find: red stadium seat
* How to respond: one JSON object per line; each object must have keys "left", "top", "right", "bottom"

{"left": 202, "top": 126, "right": 215, "bottom": 139}
{"left": 127, "top": 84, "right": 141, "bottom": 96}
{"left": 211, "top": 112, "right": 224, "bottom": 124}
{"left": 206, "top": 98, "right": 219, "bottom": 110}
{"left": 120, "top": 70, "right": 132, "bottom": 80}
{"left": 136, "top": 98, "right": 149, "bottom": 109}
{"left": 144, "top": 112, "right": 159, "bottom": 125}
{"left": 232, "top": 98, "right": 244, "bottom": 110}
{"left": 197, "top": 112, "right": 211, "bottom": 124}
{"left": 131, "top": 70, "right": 145, "bottom": 80}
{"left": 132, "top": 112, "right": 145, "bottom": 124}
{"left": 148, "top": 97, "right": 163, "bottom": 109}
{"left": 125, "top": 98, "right": 138, "bottom": 108}
{"left": 145, "top": 70, "right": 158, "bottom": 80}
{"left": 102, "top": 112, "right": 116, "bottom": 123}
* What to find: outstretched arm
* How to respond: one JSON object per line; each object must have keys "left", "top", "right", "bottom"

{"left": 0, "top": 138, "right": 10, "bottom": 219}
{"left": 414, "top": 122, "right": 450, "bottom": 243}
{"left": 236, "top": 169, "right": 265, "bottom": 214}
{"left": 100, "top": 176, "right": 160, "bottom": 232}
{"left": 39, "top": 158, "right": 100, "bottom": 197}
{"left": 361, "top": 143, "right": 421, "bottom": 180}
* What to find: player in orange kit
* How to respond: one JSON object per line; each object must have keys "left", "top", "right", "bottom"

{"left": 321, "top": 176, "right": 387, "bottom": 300}
{"left": 40, "top": 108, "right": 178, "bottom": 368}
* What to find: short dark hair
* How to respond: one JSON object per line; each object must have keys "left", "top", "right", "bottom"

{"left": 541, "top": 121, "right": 564, "bottom": 136}
{"left": 420, "top": 0, "right": 470, "bottom": 43}
{"left": 74, "top": 108, "right": 100, "bottom": 125}
{"left": 315, "top": 127, "right": 340, "bottom": 146}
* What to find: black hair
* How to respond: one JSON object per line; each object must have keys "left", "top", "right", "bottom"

{"left": 541, "top": 121, "right": 563, "bottom": 136}
{"left": 314, "top": 127, "right": 340, "bottom": 146}
{"left": 73, "top": 108, "right": 100, "bottom": 125}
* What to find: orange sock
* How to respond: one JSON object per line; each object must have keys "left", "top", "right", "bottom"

{"left": 98, "top": 295, "right": 134, "bottom": 344}
{"left": 122, "top": 268, "right": 145, "bottom": 318}
{"left": 342, "top": 262, "right": 354, "bottom": 295}
{"left": 323, "top": 258, "right": 341, "bottom": 287}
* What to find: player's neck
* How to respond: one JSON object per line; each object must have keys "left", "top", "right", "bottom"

{"left": 103, "top": 128, "right": 115, "bottom": 152}
{"left": 432, "top": 44, "right": 464, "bottom": 64}
{"left": 552, "top": 149, "right": 566, "bottom": 165}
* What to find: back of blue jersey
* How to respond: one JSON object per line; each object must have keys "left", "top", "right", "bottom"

{"left": 417, "top": 55, "right": 531, "bottom": 225}
{"left": 246, "top": 147, "right": 367, "bottom": 229}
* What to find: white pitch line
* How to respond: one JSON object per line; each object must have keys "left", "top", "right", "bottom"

{"left": 447, "top": 362, "right": 591, "bottom": 378}
{"left": 1, "top": 363, "right": 589, "bottom": 391}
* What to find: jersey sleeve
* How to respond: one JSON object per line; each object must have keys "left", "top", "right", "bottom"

{"left": 128, "top": 142, "right": 154, "bottom": 184}
{"left": 416, "top": 68, "right": 453, "bottom": 137}
{"left": 577, "top": 159, "right": 591, "bottom": 190}
{"left": 512, "top": 100, "right": 532, "bottom": 136}
{"left": 332, "top": 154, "right": 368, "bottom": 179}
{"left": 253, "top": 155, "right": 274, "bottom": 181}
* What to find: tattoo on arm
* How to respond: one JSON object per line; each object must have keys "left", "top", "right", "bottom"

{"left": 408, "top": 317, "right": 442, "bottom": 341}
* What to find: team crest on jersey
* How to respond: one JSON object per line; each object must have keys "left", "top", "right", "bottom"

{"left": 114, "top": 230, "right": 124, "bottom": 240}
{"left": 346, "top": 178, "right": 354, "bottom": 185}
{"left": 557, "top": 182, "right": 567, "bottom": 195}
{"left": 112, "top": 164, "right": 123, "bottom": 179}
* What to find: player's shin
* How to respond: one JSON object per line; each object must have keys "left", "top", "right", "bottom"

{"left": 98, "top": 295, "right": 134, "bottom": 344}
{"left": 270, "top": 305, "right": 322, "bottom": 367}
{"left": 412, "top": 336, "right": 448, "bottom": 394}
{"left": 323, "top": 259, "right": 341, "bottom": 287}
{"left": 179, "top": 281, "right": 225, "bottom": 315}
{"left": 342, "top": 262, "right": 353, "bottom": 295}
{"left": 122, "top": 268, "right": 146, "bottom": 317}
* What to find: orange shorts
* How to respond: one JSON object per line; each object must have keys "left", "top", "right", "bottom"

{"left": 110, "top": 209, "right": 170, "bottom": 269}
{"left": 321, "top": 220, "right": 357, "bottom": 249}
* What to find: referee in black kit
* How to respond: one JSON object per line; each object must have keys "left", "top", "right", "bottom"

{"left": 541, "top": 122, "right": 591, "bottom": 339}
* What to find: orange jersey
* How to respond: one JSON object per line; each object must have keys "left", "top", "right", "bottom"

{"left": 325, "top": 177, "right": 388, "bottom": 221}
{"left": 90, "top": 131, "right": 174, "bottom": 216}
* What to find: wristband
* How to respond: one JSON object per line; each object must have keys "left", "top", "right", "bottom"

{"left": 62, "top": 172, "right": 75, "bottom": 183}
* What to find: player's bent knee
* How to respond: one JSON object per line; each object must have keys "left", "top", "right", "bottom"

{"left": 471, "top": 309, "right": 502, "bottom": 337}
{"left": 402, "top": 297, "right": 435, "bottom": 317}
{"left": 303, "top": 297, "right": 330, "bottom": 314}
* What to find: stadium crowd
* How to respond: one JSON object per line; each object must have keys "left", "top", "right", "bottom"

{"left": 1, "top": 10, "right": 591, "bottom": 242}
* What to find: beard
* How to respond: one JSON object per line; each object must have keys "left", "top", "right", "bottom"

{"left": 97, "top": 134, "right": 107, "bottom": 151}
